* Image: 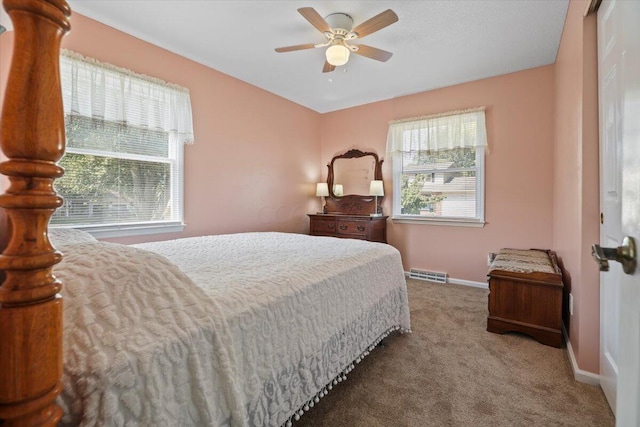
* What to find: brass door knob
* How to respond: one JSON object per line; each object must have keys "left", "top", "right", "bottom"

{"left": 591, "top": 236, "right": 637, "bottom": 274}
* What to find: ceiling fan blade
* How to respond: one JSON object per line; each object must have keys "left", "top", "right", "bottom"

{"left": 298, "top": 7, "right": 332, "bottom": 34}
{"left": 275, "top": 43, "right": 317, "bottom": 53}
{"left": 351, "top": 9, "right": 398, "bottom": 38}
{"left": 353, "top": 44, "right": 393, "bottom": 62}
{"left": 322, "top": 61, "right": 336, "bottom": 73}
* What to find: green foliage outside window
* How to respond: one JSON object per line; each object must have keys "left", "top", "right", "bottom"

{"left": 51, "top": 115, "right": 173, "bottom": 225}
{"left": 400, "top": 174, "right": 445, "bottom": 215}
{"left": 400, "top": 147, "right": 476, "bottom": 215}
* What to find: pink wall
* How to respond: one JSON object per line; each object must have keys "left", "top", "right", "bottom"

{"left": 0, "top": 31, "right": 12, "bottom": 194}
{"left": 553, "top": 0, "right": 600, "bottom": 374}
{"left": 321, "top": 66, "right": 556, "bottom": 283}
{"left": 0, "top": 14, "right": 322, "bottom": 245}
{"left": 0, "top": 31, "right": 12, "bottom": 243}
{"left": 0, "top": 4, "right": 601, "bottom": 375}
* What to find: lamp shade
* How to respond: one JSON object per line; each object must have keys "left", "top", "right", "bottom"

{"left": 326, "top": 44, "right": 350, "bottom": 66}
{"left": 333, "top": 184, "right": 344, "bottom": 196}
{"left": 316, "top": 182, "right": 329, "bottom": 197}
{"left": 369, "top": 180, "right": 384, "bottom": 197}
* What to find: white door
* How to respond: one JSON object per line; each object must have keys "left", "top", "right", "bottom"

{"left": 597, "top": 0, "right": 640, "bottom": 424}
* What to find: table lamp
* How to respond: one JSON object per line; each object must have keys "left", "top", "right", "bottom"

{"left": 316, "top": 183, "right": 329, "bottom": 213}
{"left": 369, "top": 180, "right": 384, "bottom": 217}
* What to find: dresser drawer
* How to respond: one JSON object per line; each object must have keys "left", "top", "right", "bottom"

{"left": 308, "top": 214, "right": 387, "bottom": 243}
{"left": 336, "top": 220, "right": 369, "bottom": 237}
{"left": 311, "top": 218, "right": 336, "bottom": 235}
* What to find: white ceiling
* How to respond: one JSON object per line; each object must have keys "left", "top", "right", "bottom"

{"left": 64, "top": 1, "right": 569, "bottom": 114}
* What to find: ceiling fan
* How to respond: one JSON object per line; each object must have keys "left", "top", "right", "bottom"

{"left": 275, "top": 7, "right": 398, "bottom": 73}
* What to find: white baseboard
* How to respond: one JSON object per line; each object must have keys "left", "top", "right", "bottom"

{"left": 405, "top": 272, "right": 488, "bottom": 290}
{"left": 562, "top": 323, "right": 601, "bottom": 386}
{"left": 448, "top": 277, "right": 488, "bottom": 289}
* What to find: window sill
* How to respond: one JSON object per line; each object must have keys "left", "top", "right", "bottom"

{"left": 53, "top": 221, "right": 185, "bottom": 239}
{"left": 391, "top": 216, "right": 486, "bottom": 228}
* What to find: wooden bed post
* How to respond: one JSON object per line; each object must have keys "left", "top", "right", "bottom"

{"left": 0, "top": 0, "right": 70, "bottom": 425}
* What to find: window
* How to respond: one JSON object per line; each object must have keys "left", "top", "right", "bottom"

{"left": 51, "top": 50, "right": 194, "bottom": 237}
{"left": 387, "top": 109, "right": 487, "bottom": 226}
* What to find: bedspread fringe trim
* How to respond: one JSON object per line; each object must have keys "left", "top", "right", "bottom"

{"left": 283, "top": 325, "right": 412, "bottom": 427}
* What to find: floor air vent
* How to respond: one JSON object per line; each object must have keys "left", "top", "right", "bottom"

{"left": 409, "top": 268, "right": 448, "bottom": 284}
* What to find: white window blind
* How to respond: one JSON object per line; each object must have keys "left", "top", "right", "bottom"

{"left": 387, "top": 108, "right": 487, "bottom": 225}
{"left": 51, "top": 50, "right": 193, "bottom": 236}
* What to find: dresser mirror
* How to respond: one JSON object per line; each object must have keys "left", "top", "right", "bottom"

{"left": 332, "top": 156, "right": 376, "bottom": 196}
{"left": 326, "top": 149, "right": 384, "bottom": 215}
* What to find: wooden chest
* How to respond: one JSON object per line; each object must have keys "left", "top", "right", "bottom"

{"left": 487, "top": 249, "right": 564, "bottom": 348}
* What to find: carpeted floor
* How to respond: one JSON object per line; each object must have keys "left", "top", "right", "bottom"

{"left": 296, "top": 279, "right": 614, "bottom": 426}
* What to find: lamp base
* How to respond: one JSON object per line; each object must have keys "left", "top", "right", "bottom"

{"left": 369, "top": 213, "right": 383, "bottom": 217}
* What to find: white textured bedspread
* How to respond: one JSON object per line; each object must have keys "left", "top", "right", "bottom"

{"left": 54, "top": 232, "right": 410, "bottom": 426}
{"left": 54, "top": 240, "right": 246, "bottom": 427}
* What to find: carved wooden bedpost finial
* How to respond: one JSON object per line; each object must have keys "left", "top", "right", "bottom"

{"left": 0, "top": 0, "right": 71, "bottom": 425}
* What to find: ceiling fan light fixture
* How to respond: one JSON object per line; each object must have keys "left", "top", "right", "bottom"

{"left": 274, "top": 7, "right": 397, "bottom": 72}
{"left": 326, "top": 44, "right": 350, "bottom": 66}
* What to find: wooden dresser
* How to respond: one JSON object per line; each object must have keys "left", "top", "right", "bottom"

{"left": 311, "top": 149, "right": 387, "bottom": 243}
{"left": 308, "top": 214, "right": 388, "bottom": 243}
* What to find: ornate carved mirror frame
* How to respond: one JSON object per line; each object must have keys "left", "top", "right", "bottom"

{"left": 325, "top": 149, "right": 384, "bottom": 215}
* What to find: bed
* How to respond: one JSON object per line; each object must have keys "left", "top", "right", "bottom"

{"left": 0, "top": 2, "right": 411, "bottom": 426}
{"left": 52, "top": 230, "right": 410, "bottom": 426}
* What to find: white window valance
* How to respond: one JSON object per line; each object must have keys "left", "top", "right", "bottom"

{"left": 387, "top": 107, "right": 486, "bottom": 154}
{"left": 60, "top": 49, "right": 194, "bottom": 145}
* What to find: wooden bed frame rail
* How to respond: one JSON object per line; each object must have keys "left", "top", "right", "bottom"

{"left": 0, "top": 0, "right": 70, "bottom": 425}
